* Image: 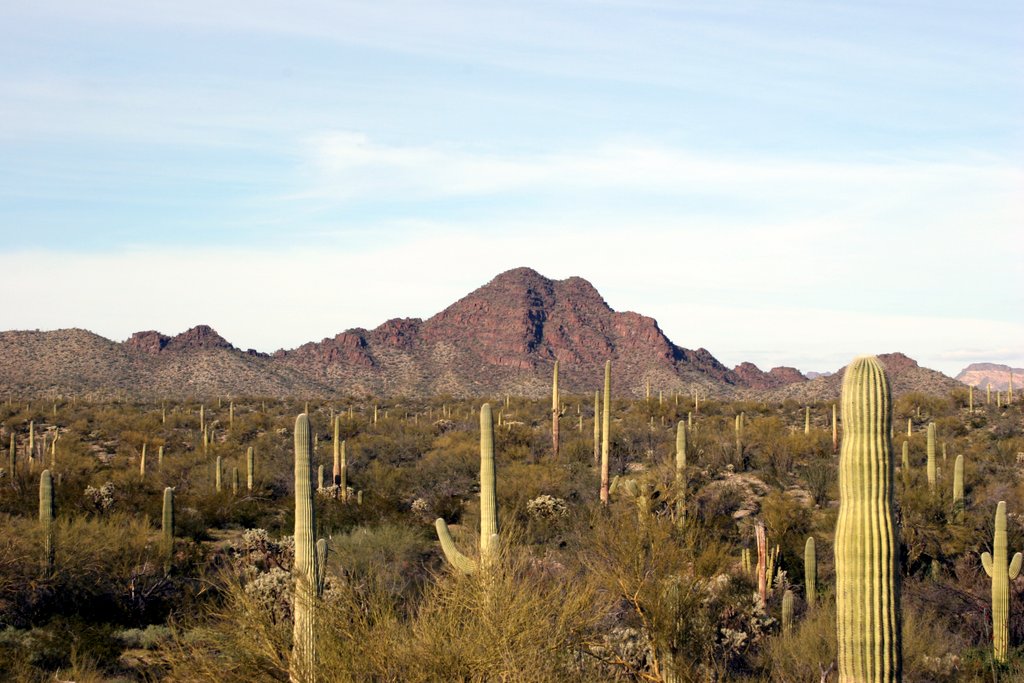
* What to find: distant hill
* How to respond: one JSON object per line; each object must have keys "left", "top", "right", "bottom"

{"left": 955, "top": 363, "right": 1022, "bottom": 392}
{"left": 763, "top": 352, "right": 962, "bottom": 402}
{"left": 0, "top": 268, "right": 956, "bottom": 400}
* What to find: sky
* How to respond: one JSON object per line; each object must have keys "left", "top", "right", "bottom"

{"left": 2, "top": 1, "right": 1022, "bottom": 376}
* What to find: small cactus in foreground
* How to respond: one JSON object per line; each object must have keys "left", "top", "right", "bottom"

{"left": 435, "top": 403, "right": 498, "bottom": 574}
{"left": 981, "top": 501, "right": 1022, "bottom": 663}
{"left": 835, "top": 356, "right": 901, "bottom": 682}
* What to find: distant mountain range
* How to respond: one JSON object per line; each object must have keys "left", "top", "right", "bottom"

{"left": 0, "top": 267, "right": 966, "bottom": 400}
{"left": 954, "top": 363, "right": 1022, "bottom": 392}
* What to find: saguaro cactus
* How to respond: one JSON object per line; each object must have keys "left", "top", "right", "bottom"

{"left": 835, "top": 356, "right": 901, "bottom": 682}
{"left": 551, "top": 361, "right": 560, "bottom": 459}
{"left": 247, "top": 446, "right": 255, "bottom": 491}
{"left": 40, "top": 469, "right": 54, "bottom": 575}
{"left": 755, "top": 521, "right": 768, "bottom": 604}
{"left": 981, "top": 501, "right": 1022, "bottom": 663}
{"left": 952, "top": 455, "right": 964, "bottom": 522}
{"left": 435, "top": 404, "right": 498, "bottom": 573}
{"left": 675, "top": 421, "right": 686, "bottom": 523}
{"left": 215, "top": 455, "right": 222, "bottom": 493}
{"left": 832, "top": 403, "right": 838, "bottom": 453}
{"left": 804, "top": 406, "right": 810, "bottom": 434}
{"left": 600, "top": 361, "right": 611, "bottom": 505}
{"left": 593, "top": 390, "right": 600, "bottom": 465}
{"left": 291, "top": 413, "right": 318, "bottom": 683}
{"left": 162, "top": 486, "right": 174, "bottom": 565}
{"left": 926, "top": 422, "right": 936, "bottom": 492}
{"left": 8, "top": 433, "right": 15, "bottom": 482}
{"left": 805, "top": 536, "right": 817, "bottom": 609}
{"left": 782, "top": 589, "right": 794, "bottom": 634}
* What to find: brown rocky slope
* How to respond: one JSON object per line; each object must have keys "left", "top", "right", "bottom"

{"left": 0, "top": 268, "right": 956, "bottom": 400}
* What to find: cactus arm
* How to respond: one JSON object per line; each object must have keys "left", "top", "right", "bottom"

{"left": 982, "top": 551, "right": 993, "bottom": 577}
{"left": 1010, "top": 552, "right": 1023, "bottom": 581}
{"left": 435, "top": 518, "right": 476, "bottom": 574}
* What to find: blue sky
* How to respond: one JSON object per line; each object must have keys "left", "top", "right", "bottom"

{"left": 2, "top": 1, "right": 1022, "bottom": 376}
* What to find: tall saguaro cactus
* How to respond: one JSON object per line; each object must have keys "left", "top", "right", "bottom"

{"left": 600, "top": 361, "right": 611, "bottom": 505}
{"left": 434, "top": 403, "right": 498, "bottom": 574}
{"left": 162, "top": 486, "right": 174, "bottom": 567}
{"left": 926, "top": 422, "right": 936, "bottom": 492}
{"left": 835, "top": 356, "right": 901, "bottom": 682}
{"left": 246, "top": 446, "right": 255, "bottom": 491}
{"left": 551, "top": 361, "right": 560, "bottom": 459}
{"left": 981, "top": 501, "right": 1022, "bottom": 663}
{"left": 40, "top": 469, "right": 54, "bottom": 575}
{"left": 291, "top": 413, "right": 317, "bottom": 683}
{"left": 952, "top": 455, "right": 964, "bottom": 522}
{"left": 674, "top": 421, "right": 686, "bottom": 523}
{"left": 593, "top": 390, "right": 600, "bottom": 466}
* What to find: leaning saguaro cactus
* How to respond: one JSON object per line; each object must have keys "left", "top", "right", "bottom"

{"left": 981, "top": 500, "right": 1022, "bottom": 663}
{"left": 434, "top": 403, "right": 498, "bottom": 574}
{"left": 291, "top": 413, "right": 318, "bottom": 683}
{"left": 835, "top": 356, "right": 901, "bottom": 682}
{"left": 40, "top": 469, "right": 54, "bottom": 575}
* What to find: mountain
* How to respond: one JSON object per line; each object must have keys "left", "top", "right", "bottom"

{"left": 954, "top": 363, "right": 1021, "bottom": 391}
{"left": 765, "top": 352, "right": 962, "bottom": 402}
{"left": 0, "top": 268, "right": 948, "bottom": 400}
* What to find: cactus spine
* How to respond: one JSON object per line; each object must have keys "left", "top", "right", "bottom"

{"left": 835, "top": 356, "right": 901, "bottom": 682}
{"left": 952, "top": 455, "right": 964, "bottom": 522}
{"left": 247, "top": 446, "right": 254, "bottom": 491}
{"left": 926, "top": 422, "right": 936, "bottom": 492}
{"left": 981, "top": 500, "right": 1022, "bottom": 663}
{"left": 40, "top": 469, "right": 54, "bottom": 575}
{"left": 675, "top": 421, "right": 686, "bottom": 523}
{"left": 805, "top": 536, "right": 817, "bottom": 609}
{"left": 434, "top": 403, "right": 498, "bottom": 574}
{"left": 600, "top": 361, "right": 611, "bottom": 505}
{"left": 291, "top": 413, "right": 317, "bottom": 683}
{"left": 551, "top": 361, "right": 560, "bottom": 458}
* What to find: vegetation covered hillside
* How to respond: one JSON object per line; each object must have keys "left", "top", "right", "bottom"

{"left": 0, "top": 363, "right": 1021, "bottom": 681}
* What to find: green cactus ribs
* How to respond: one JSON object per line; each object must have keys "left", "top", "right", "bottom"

{"left": 835, "top": 356, "right": 901, "bottom": 682}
